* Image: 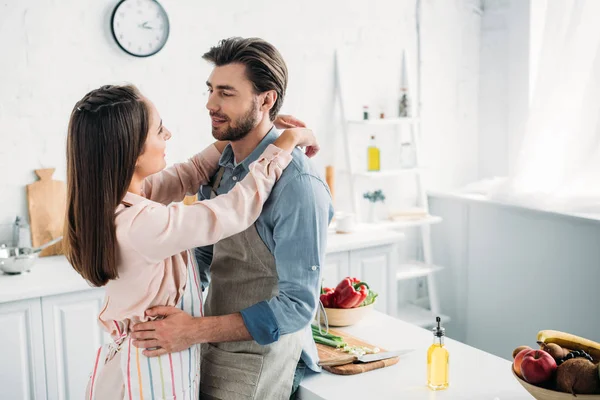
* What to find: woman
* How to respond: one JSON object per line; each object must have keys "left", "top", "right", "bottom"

{"left": 63, "top": 84, "right": 318, "bottom": 399}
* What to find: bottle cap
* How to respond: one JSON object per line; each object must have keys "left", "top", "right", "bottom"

{"left": 433, "top": 316, "right": 445, "bottom": 337}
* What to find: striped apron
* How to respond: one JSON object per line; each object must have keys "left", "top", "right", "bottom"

{"left": 86, "top": 251, "right": 203, "bottom": 400}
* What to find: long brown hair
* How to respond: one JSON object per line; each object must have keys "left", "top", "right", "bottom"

{"left": 64, "top": 84, "right": 149, "bottom": 287}
{"left": 202, "top": 37, "right": 288, "bottom": 120}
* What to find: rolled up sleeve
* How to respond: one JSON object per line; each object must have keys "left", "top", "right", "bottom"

{"left": 240, "top": 174, "right": 333, "bottom": 344}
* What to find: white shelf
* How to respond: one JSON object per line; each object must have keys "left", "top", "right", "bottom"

{"left": 366, "top": 215, "right": 443, "bottom": 229}
{"left": 351, "top": 168, "right": 420, "bottom": 178}
{"left": 396, "top": 261, "right": 443, "bottom": 281}
{"left": 396, "top": 303, "right": 450, "bottom": 328}
{"left": 347, "top": 117, "right": 420, "bottom": 126}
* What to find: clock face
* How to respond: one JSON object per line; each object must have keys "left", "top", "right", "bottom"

{"left": 111, "top": 0, "right": 170, "bottom": 57}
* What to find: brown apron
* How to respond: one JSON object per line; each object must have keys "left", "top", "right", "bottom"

{"left": 200, "top": 167, "right": 303, "bottom": 400}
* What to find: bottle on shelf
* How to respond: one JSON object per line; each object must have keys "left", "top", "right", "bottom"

{"left": 399, "top": 88, "right": 410, "bottom": 118}
{"left": 427, "top": 316, "right": 449, "bottom": 391}
{"left": 367, "top": 135, "right": 380, "bottom": 172}
{"left": 363, "top": 105, "right": 370, "bottom": 120}
{"left": 399, "top": 141, "right": 416, "bottom": 168}
{"left": 399, "top": 49, "right": 411, "bottom": 117}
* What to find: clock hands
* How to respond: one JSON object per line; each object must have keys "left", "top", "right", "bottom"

{"left": 140, "top": 21, "right": 154, "bottom": 30}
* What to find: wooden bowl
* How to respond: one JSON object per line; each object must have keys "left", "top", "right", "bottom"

{"left": 512, "top": 367, "right": 600, "bottom": 399}
{"left": 316, "top": 302, "right": 376, "bottom": 327}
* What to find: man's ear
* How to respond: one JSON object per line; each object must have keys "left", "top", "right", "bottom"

{"left": 260, "top": 90, "right": 277, "bottom": 113}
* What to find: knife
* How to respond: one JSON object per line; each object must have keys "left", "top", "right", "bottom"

{"left": 318, "top": 349, "right": 414, "bottom": 367}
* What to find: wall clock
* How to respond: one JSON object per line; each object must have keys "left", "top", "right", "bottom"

{"left": 111, "top": 0, "right": 170, "bottom": 57}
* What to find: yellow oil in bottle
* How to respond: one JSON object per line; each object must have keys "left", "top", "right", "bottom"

{"left": 427, "top": 317, "right": 449, "bottom": 390}
{"left": 367, "top": 135, "right": 380, "bottom": 171}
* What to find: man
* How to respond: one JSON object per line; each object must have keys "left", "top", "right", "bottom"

{"left": 132, "top": 37, "right": 333, "bottom": 399}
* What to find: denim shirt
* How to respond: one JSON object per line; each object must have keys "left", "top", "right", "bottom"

{"left": 195, "top": 127, "right": 334, "bottom": 372}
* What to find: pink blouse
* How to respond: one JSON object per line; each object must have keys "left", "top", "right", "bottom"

{"left": 98, "top": 143, "right": 291, "bottom": 341}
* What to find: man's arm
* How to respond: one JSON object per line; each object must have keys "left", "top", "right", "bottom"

{"left": 239, "top": 173, "right": 333, "bottom": 344}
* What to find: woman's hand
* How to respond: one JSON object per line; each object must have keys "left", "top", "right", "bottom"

{"left": 213, "top": 140, "right": 230, "bottom": 153}
{"left": 274, "top": 114, "right": 306, "bottom": 129}
{"left": 273, "top": 128, "right": 320, "bottom": 158}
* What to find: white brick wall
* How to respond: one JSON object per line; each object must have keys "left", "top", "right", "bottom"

{"left": 0, "top": 0, "right": 481, "bottom": 240}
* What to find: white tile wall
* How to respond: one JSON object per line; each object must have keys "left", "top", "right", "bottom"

{"left": 0, "top": 0, "right": 482, "bottom": 240}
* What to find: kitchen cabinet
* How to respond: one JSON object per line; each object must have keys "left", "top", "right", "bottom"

{"left": 0, "top": 298, "right": 47, "bottom": 400}
{"left": 321, "top": 252, "right": 349, "bottom": 288}
{"left": 324, "top": 242, "right": 398, "bottom": 314}
{"left": 0, "top": 226, "right": 403, "bottom": 398}
{"left": 349, "top": 245, "right": 395, "bottom": 314}
{"left": 42, "top": 289, "right": 109, "bottom": 400}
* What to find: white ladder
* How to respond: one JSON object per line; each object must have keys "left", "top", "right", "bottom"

{"left": 333, "top": 48, "right": 449, "bottom": 328}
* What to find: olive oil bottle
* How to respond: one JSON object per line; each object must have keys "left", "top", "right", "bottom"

{"left": 427, "top": 316, "right": 449, "bottom": 390}
{"left": 367, "top": 135, "right": 380, "bottom": 171}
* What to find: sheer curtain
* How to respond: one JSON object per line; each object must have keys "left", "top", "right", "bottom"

{"left": 486, "top": 0, "right": 600, "bottom": 214}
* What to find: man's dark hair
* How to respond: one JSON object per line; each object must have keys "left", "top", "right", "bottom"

{"left": 203, "top": 37, "right": 288, "bottom": 121}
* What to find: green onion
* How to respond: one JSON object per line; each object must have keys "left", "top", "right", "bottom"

{"left": 311, "top": 325, "right": 344, "bottom": 342}
{"left": 313, "top": 335, "right": 346, "bottom": 348}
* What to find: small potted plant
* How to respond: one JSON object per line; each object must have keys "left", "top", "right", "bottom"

{"left": 363, "top": 189, "right": 385, "bottom": 223}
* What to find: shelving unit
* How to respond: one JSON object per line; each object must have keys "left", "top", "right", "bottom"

{"left": 333, "top": 47, "right": 449, "bottom": 328}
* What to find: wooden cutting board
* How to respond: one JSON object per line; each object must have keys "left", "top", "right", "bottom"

{"left": 26, "top": 168, "right": 66, "bottom": 257}
{"left": 316, "top": 328, "right": 400, "bottom": 375}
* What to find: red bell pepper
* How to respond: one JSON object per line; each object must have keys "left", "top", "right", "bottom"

{"left": 334, "top": 277, "right": 370, "bottom": 308}
{"left": 319, "top": 287, "right": 336, "bottom": 308}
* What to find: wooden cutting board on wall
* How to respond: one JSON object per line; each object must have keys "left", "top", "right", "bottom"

{"left": 316, "top": 328, "right": 400, "bottom": 375}
{"left": 26, "top": 168, "right": 66, "bottom": 257}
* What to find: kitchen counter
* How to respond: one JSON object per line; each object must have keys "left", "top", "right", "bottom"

{"left": 299, "top": 311, "right": 530, "bottom": 400}
{"left": 0, "top": 227, "right": 402, "bottom": 304}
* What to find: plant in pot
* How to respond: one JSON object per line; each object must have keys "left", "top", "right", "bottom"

{"left": 363, "top": 189, "right": 386, "bottom": 223}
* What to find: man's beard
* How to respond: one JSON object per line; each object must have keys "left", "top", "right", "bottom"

{"left": 211, "top": 100, "right": 260, "bottom": 141}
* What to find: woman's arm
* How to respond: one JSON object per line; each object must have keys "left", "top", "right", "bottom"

{"left": 141, "top": 143, "right": 224, "bottom": 205}
{"left": 125, "top": 129, "right": 319, "bottom": 261}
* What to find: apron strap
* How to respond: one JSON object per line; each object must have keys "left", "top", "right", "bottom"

{"left": 211, "top": 167, "right": 227, "bottom": 197}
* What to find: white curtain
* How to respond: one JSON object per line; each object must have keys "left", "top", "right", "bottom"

{"left": 486, "top": 0, "right": 600, "bottom": 214}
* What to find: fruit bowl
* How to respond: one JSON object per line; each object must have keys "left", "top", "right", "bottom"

{"left": 316, "top": 302, "right": 376, "bottom": 327}
{"left": 512, "top": 367, "right": 600, "bottom": 399}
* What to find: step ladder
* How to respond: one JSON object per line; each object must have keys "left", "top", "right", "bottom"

{"left": 332, "top": 47, "right": 449, "bottom": 328}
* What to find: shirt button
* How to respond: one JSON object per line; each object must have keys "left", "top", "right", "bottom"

{"left": 311, "top": 266, "right": 317, "bottom": 271}
{"left": 232, "top": 176, "right": 238, "bottom": 181}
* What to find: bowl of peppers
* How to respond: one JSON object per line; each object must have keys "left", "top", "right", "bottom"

{"left": 317, "top": 277, "right": 378, "bottom": 327}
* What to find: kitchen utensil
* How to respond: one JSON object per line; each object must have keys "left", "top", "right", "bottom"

{"left": 26, "top": 168, "right": 66, "bottom": 257}
{"left": 29, "top": 236, "right": 63, "bottom": 254}
{"left": 318, "top": 349, "right": 414, "bottom": 367}
{"left": 0, "top": 236, "right": 63, "bottom": 275}
{"left": 512, "top": 367, "right": 600, "bottom": 399}
{"left": 0, "top": 244, "right": 38, "bottom": 275}
{"left": 315, "top": 327, "right": 401, "bottom": 375}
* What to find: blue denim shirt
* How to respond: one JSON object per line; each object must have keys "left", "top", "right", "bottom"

{"left": 195, "top": 127, "right": 334, "bottom": 372}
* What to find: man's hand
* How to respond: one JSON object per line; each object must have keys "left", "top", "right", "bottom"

{"left": 274, "top": 114, "right": 307, "bottom": 129}
{"left": 131, "top": 306, "right": 197, "bottom": 357}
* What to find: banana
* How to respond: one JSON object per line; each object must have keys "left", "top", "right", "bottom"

{"left": 537, "top": 330, "right": 600, "bottom": 361}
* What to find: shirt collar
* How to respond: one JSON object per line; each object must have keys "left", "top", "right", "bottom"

{"left": 121, "top": 191, "right": 146, "bottom": 207}
{"left": 218, "top": 126, "right": 280, "bottom": 172}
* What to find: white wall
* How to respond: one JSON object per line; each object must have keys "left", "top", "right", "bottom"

{"left": 0, "top": 0, "right": 481, "bottom": 241}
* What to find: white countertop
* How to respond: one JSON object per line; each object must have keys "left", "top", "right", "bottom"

{"left": 0, "top": 227, "right": 403, "bottom": 304}
{"left": 326, "top": 225, "right": 403, "bottom": 253}
{"left": 0, "top": 255, "right": 99, "bottom": 303}
{"left": 299, "top": 311, "right": 530, "bottom": 400}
